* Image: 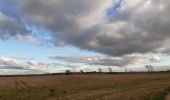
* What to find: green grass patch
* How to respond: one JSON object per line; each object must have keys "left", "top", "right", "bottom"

{"left": 149, "top": 86, "right": 170, "bottom": 100}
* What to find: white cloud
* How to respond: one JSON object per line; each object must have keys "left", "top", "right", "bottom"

{"left": 0, "top": 56, "right": 48, "bottom": 73}
{"left": 50, "top": 54, "right": 145, "bottom": 67}
{"left": 0, "top": 56, "right": 21, "bottom": 66}
{"left": 15, "top": 34, "right": 38, "bottom": 44}
{"left": 149, "top": 55, "right": 161, "bottom": 63}
{"left": 27, "top": 60, "right": 48, "bottom": 72}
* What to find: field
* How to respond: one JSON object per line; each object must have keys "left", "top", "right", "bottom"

{"left": 0, "top": 73, "right": 170, "bottom": 100}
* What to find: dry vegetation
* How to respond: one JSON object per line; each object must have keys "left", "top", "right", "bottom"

{"left": 0, "top": 73, "right": 170, "bottom": 100}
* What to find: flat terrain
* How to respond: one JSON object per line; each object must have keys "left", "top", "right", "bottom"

{"left": 0, "top": 73, "right": 170, "bottom": 100}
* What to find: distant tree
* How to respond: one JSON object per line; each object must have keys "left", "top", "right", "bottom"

{"left": 98, "top": 68, "right": 102, "bottom": 73}
{"left": 92, "top": 71, "right": 96, "bottom": 73}
{"left": 80, "top": 70, "right": 84, "bottom": 73}
{"left": 145, "top": 65, "right": 154, "bottom": 72}
{"left": 65, "top": 70, "right": 71, "bottom": 75}
{"left": 108, "top": 67, "right": 112, "bottom": 73}
{"left": 129, "top": 69, "right": 133, "bottom": 72}
{"left": 124, "top": 68, "right": 128, "bottom": 72}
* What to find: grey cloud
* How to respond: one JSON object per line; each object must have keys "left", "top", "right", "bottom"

{"left": 50, "top": 54, "right": 144, "bottom": 67}
{"left": 70, "top": 0, "right": 170, "bottom": 56}
{"left": 19, "top": 0, "right": 114, "bottom": 33}
{"left": 0, "top": 65, "right": 26, "bottom": 70}
{"left": 18, "top": 0, "right": 170, "bottom": 56}
{"left": 0, "top": 12, "right": 29, "bottom": 40}
{"left": 1, "top": 0, "right": 170, "bottom": 56}
{"left": 0, "top": 0, "right": 32, "bottom": 40}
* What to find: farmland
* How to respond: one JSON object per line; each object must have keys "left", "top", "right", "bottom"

{"left": 0, "top": 73, "right": 170, "bottom": 100}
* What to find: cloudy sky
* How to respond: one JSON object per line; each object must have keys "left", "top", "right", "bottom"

{"left": 0, "top": 0, "right": 170, "bottom": 74}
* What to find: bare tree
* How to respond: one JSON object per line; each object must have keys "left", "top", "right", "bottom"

{"left": 65, "top": 70, "right": 71, "bottom": 75}
{"left": 80, "top": 70, "right": 84, "bottom": 73}
{"left": 108, "top": 67, "right": 112, "bottom": 73}
{"left": 145, "top": 65, "right": 154, "bottom": 72}
{"left": 124, "top": 68, "right": 128, "bottom": 72}
{"left": 98, "top": 68, "right": 102, "bottom": 73}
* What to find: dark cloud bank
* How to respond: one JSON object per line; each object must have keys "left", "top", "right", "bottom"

{"left": 0, "top": 0, "right": 170, "bottom": 57}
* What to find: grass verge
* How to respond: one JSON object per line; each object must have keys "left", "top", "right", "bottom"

{"left": 149, "top": 86, "right": 170, "bottom": 100}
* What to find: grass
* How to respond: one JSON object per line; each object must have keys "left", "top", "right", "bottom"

{"left": 0, "top": 74, "right": 170, "bottom": 100}
{"left": 149, "top": 86, "right": 170, "bottom": 100}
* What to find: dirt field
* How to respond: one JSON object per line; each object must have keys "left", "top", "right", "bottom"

{"left": 0, "top": 73, "right": 170, "bottom": 100}
{"left": 166, "top": 93, "right": 170, "bottom": 100}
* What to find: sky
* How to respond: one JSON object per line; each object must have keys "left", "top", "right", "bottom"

{"left": 0, "top": 0, "right": 170, "bottom": 75}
